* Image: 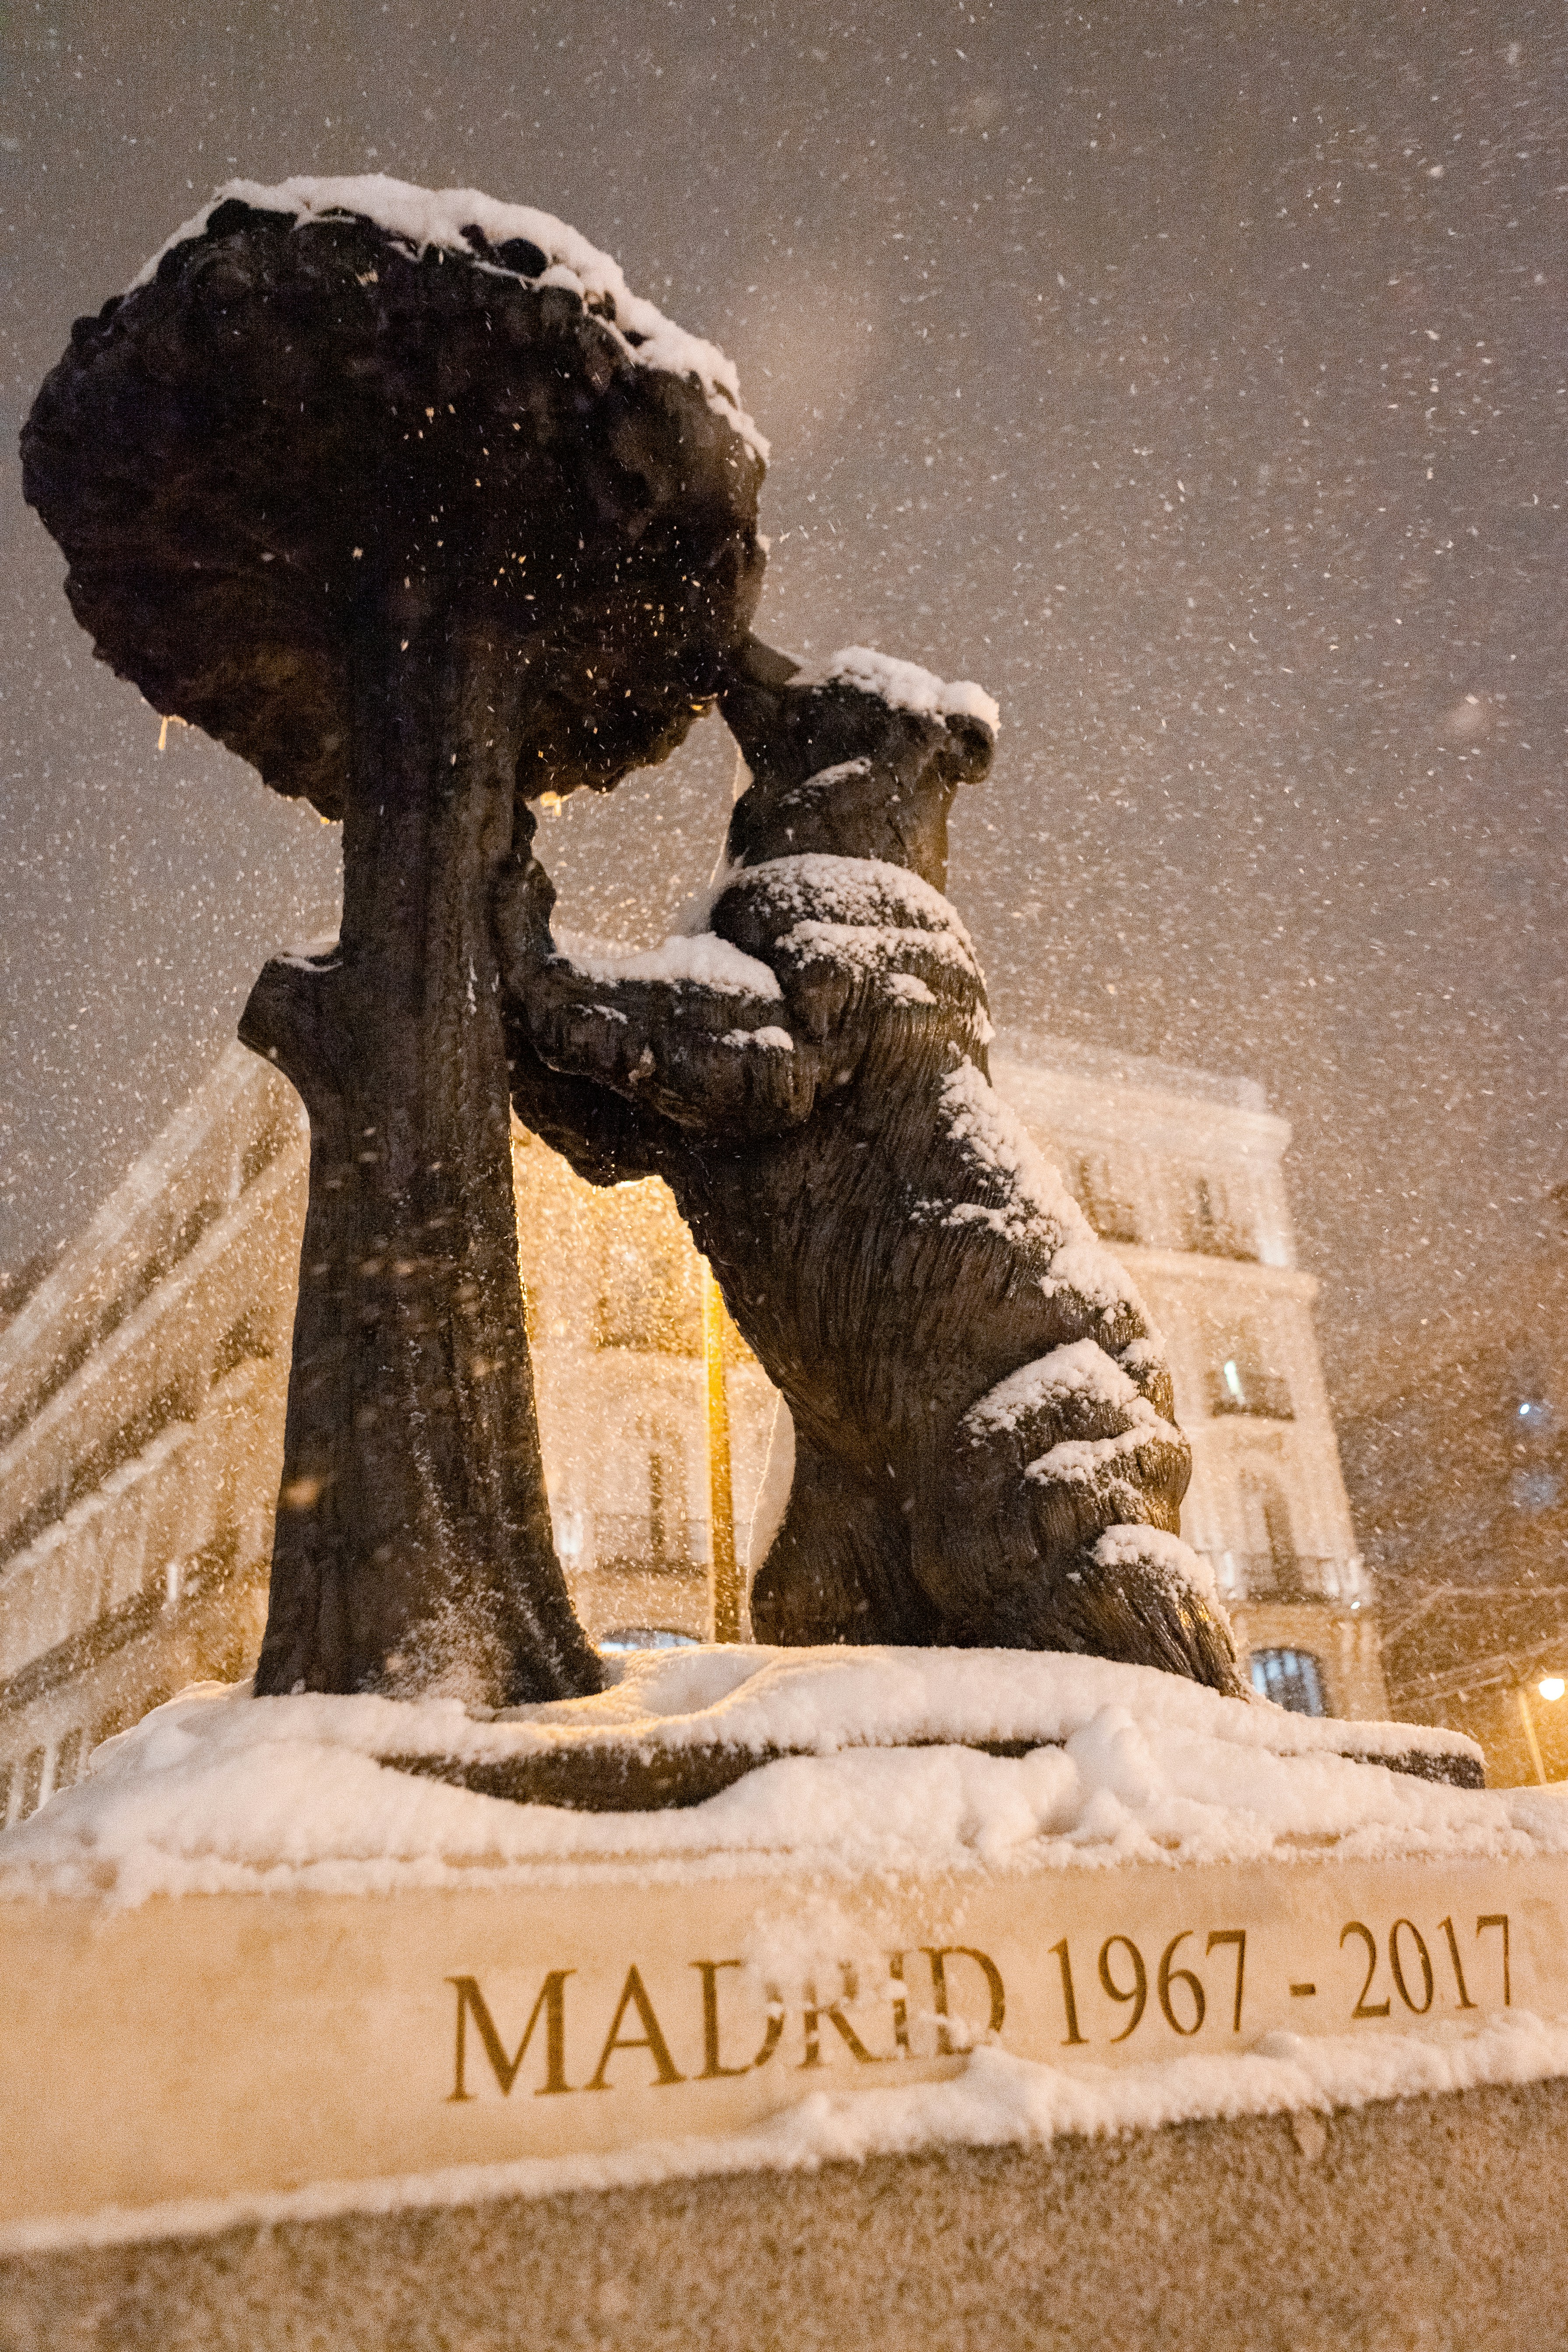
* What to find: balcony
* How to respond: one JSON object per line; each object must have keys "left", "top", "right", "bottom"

{"left": 1187, "top": 1224, "right": 1260, "bottom": 1263}
{"left": 1219, "top": 1554, "right": 1346, "bottom": 1603}
{"left": 1187, "top": 1178, "right": 1258, "bottom": 1262}
{"left": 587, "top": 1512, "right": 706, "bottom": 1580}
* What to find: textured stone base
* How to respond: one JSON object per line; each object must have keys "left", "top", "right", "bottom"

{"left": 7, "top": 1856, "right": 1552, "bottom": 2228}
{"left": 6, "top": 2077, "right": 1566, "bottom": 2352}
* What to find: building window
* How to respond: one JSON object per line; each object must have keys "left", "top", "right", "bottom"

{"left": 1209, "top": 1354, "right": 1294, "bottom": 1422}
{"left": 1075, "top": 1154, "right": 1139, "bottom": 1245}
{"left": 0, "top": 1762, "right": 11, "bottom": 1825}
{"left": 646, "top": 1419, "right": 691, "bottom": 1570}
{"left": 169, "top": 1197, "right": 224, "bottom": 1266}
{"left": 53, "top": 1729, "right": 84, "bottom": 1791}
{"left": 1187, "top": 1176, "right": 1258, "bottom": 1262}
{"left": 1512, "top": 1469, "right": 1562, "bottom": 1514}
{"left": 212, "top": 1309, "right": 275, "bottom": 1382}
{"left": 1508, "top": 1392, "right": 1561, "bottom": 1511}
{"left": 18, "top": 1747, "right": 46, "bottom": 1820}
{"left": 599, "top": 1628, "right": 701, "bottom": 1654}
{"left": 595, "top": 1415, "right": 697, "bottom": 1577}
{"left": 595, "top": 1239, "right": 701, "bottom": 1354}
{"left": 1232, "top": 1469, "right": 1302, "bottom": 1598}
{"left": 239, "top": 1104, "right": 300, "bottom": 1189}
{"left": 92, "top": 1707, "right": 129, "bottom": 1753}
{"left": 1249, "top": 1648, "right": 1328, "bottom": 1717}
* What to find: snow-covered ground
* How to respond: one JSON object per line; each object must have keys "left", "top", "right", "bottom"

{"left": 0, "top": 1643, "right": 1546, "bottom": 1906}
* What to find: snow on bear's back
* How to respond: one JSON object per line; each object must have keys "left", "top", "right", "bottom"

{"left": 930, "top": 1058, "right": 1148, "bottom": 1322}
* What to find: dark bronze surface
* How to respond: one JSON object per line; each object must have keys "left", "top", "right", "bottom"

{"left": 379, "top": 1729, "right": 1483, "bottom": 1812}
{"left": 504, "top": 642, "right": 1242, "bottom": 1691}
{"left": 21, "top": 201, "right": 765, "bottom": 1706}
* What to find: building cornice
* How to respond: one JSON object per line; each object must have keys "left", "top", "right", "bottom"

{"left": 1117, "top": 1246, "right": 1320, "bottom": 1302}
{"left": 991, "top": 1051, "right": 1293, "bottom": 1160}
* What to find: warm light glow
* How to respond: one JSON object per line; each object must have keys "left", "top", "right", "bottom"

{"left": 539, "top": 790, "right": 564, "bottom": 816}
{"left": 1540, "top": 1677, "right": 1565, "bottom": 1703}
{"left": 702, "top": 1259, "right": 741, "bottom": 1643}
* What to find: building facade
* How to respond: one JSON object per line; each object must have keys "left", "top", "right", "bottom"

{"left": 1336, "top": 1209, "right": 1568, "bottom": 1784}
{"left": 0, "top": 1032, "right": 1380, "bottom": 1822}
{"left": 992, "top": 1033, "right": 1381, "bottom": 1722}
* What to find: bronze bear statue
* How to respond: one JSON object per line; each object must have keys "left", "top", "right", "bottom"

{"left": 497, "top": 639, "right": 1244, "bottom": 1693}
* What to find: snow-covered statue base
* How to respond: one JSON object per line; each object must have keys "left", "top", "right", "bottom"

{"left": 5, "top": 1643, "right": 1568, "bottom": 2261}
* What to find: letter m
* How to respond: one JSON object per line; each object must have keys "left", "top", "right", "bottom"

{"left": 447, "top": 1972, "right": 574, "bottom": 2101}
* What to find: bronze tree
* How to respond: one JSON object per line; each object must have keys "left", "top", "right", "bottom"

{"left": 22, "top": 185, "right": 765, "bottom": 1704}
{"left": 500, "top": 641, "right": 1243, "bottom": 1692}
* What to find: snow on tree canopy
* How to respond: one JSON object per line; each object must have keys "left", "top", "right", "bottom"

{"left": 21, "top": 175, "right": 768, "bottom": 819}
{"left": 132, "top": 176, "right": 768, "bottom": 464}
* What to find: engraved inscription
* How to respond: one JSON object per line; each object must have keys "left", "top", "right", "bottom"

{"left": 1388, "top": 1920, "right": 1434, "bottom": 2015}
{"left": 1046, "top": 1927, "right": 1250, "bottom": 2045}
{"left": 1339, "top": 1912, "right": 1509, "bottom": 2022}
{"left": 1206, "top": 1931, "right": 1247, "bottom": 2032}
{"left": 445, "top": 1946, "right": 1008, "bottom": 2102}
{"left": 923, "top": 1947, "right": 1007, "bottom": 2055}
{"left": 447, "top": 1971, "right": 573, "bottom": 2101}
{"left": 1156, "top": 1932, "right": 1206, "bottom": 2036}
{"left": 1342, "top": 1922, "right": 1390, "bottom": 2019}
{"left": 585, "top": 1967, "right": 684, "bottom": 2091}
{"left": 440, "top": 1908, "right": 1520, "bottom": 2102}
{"left": 1477, "top": 1914, "right": 1511, "bottom": 2006}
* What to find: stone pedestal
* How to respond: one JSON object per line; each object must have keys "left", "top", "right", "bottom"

{"left": 3, "top": 1852, "right": 1564, "bottom": 2228}
{"left": 2, "top": 1654, "right": 1560, "bottom": 2345}
{"left": 5, "top": 2078, "right": 1568, "bottom": 2351}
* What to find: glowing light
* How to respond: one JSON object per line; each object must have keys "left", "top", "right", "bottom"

{"left": 1539, "top": 1677, "right": 1565, "bottom": 1703}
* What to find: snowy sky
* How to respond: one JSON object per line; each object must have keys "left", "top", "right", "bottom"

{"left": 0, "top": 0, "right": 1562, "bottom": 1414}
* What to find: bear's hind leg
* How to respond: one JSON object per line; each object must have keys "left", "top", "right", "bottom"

{"left": 913, "top": 1344, "right": 1245, "bottom": 1693}
{"left": 750, "top": 1439, "right": 942, "bottom": 1647}
{"left": 982, "top": 1527, "right": 1245, "bottom": 1695}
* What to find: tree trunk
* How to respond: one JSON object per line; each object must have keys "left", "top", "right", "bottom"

{"left": 240, "top": 609, "right": 603, "bottom": 1703}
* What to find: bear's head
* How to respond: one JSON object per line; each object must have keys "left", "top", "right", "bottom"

{"left": 718, "top": 638, "right": 995, "bottom": 892}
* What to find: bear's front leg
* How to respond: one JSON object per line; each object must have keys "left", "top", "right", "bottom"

{"left": 497, "top": 879, "right": 826, "bottom": 1143}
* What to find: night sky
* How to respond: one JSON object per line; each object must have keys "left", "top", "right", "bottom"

{"left": 0, "top": 0, "right": 1563, "bottom": 1419}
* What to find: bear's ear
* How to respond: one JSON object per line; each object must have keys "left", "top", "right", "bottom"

{"left": 717, "top": 633, "right": 803, "bottom": 777}
{"left": 937, "top": 712, "right": 996, "bottom": 788}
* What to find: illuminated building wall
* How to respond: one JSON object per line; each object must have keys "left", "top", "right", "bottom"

{"left": 0, "top": 1032, "right": 1382, "bottom": 1820}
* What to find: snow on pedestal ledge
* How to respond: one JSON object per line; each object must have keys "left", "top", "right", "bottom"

{"left": 0, "top": 1643, "right": 1516, "bottom": 1903}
